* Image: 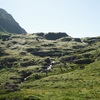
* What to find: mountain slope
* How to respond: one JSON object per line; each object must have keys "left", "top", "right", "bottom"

{"left": 0, "top": 8, "right": 26, "bottom": 34}
{"left": 0, "top": 33, "right": 100, "bottom": 99}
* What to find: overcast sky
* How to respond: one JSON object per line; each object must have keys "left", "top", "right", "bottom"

{"left": 0, "top": 0, "right": 100, "bottom": 37}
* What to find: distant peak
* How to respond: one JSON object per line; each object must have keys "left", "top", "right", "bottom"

{"left": 0, "top": 8, "right": 7, "bottom": 13}
{"left": 0, "top": 8, "right": 27, "bottom": 34}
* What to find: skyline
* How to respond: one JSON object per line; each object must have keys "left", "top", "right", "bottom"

{"left": 0, "top": 0, "right": 100, "bottom": 37}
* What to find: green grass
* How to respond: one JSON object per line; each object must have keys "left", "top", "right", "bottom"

{"left": 0, "top": 68, "right": 20, "bottom": 83}
{"left": 0, "top": 33, "right": 100, "bottom": 100}
{"left": 0, "top": 61, "right": 100, "bottom": 100}
{"left": 17, "top": 61, "right": 100, "bottom": 100}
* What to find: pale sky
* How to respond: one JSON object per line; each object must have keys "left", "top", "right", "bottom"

{"left": 0, "top": 0, "right": 100, "bottom": 37}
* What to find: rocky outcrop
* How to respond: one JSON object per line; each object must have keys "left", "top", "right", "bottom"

{"left": 44, "top": 32, "right": 69, "bottom": 40}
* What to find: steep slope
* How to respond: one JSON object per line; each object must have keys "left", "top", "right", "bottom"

{"left": 0, "top": 8, "right": 26, "bottom": 34}
{"left": 0, "top": 25, "right": 7, "bottom": 32}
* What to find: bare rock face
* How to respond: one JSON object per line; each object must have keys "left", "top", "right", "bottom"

{"left": 0, "top": 8, "right": 26, "bottom": 34}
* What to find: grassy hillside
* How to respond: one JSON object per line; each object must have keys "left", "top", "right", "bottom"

{"left": 0, "top": 32, "right": 100, "bottom": 100}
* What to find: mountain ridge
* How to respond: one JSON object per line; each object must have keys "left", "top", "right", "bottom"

{"left": 0, "top": 8, "right": 27, "bottom": 34}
